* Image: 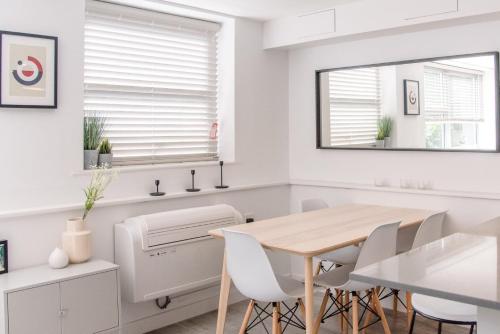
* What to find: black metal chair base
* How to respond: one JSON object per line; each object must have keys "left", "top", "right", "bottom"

{"left": 244, "top": 301, "right": 305, "bottom": 334}
{"left": 409, "top": 309, "right": 476, "bottom": 334}
{"left": 321, "top": 290, "right": 382, "bottom": 331}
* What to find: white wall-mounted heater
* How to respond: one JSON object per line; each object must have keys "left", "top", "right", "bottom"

{"left": 115, "top": 204, "right": 243, "bottom": 304}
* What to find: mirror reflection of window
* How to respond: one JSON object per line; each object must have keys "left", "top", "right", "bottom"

{"left": 424, "top": 60, "right": 486, "bottom": 150}
{"left": 327, "top": 68, "right": 381, "bottom": 146}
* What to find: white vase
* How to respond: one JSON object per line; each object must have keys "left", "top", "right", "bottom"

{"left": 62, "top": 218, "right": 92, "bottom": 264}
{"left": 375, "top": 139, "right": 385, "bottom": 148}
{"left": 48, "top": 248, "right": 69, "bottom": 269}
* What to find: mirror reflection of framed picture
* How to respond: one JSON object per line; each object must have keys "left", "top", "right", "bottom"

{"left": 404, "top": 79, "right": 420, "bottom": 115}
{"left": 0, "top": 240, "right": 7, "bottom": 275}
{"left": 0, "top": 31, "right": 58, "bottom": 108}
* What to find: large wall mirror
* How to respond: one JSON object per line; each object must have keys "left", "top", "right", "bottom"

{"left": 316, "top": 52, "right": 500, "bottom": 152}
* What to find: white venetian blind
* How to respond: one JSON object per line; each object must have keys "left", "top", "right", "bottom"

{"left": 84, "top": 1, "right": 220, "bottom": 165}
{"left": 424, "top": 66, "right": 483, "bottom": 122}
{"left": 328, "top": 68, "right": 381, "bottom": 146}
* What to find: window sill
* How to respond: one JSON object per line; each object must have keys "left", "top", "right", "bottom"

{"left": 72, "top": 160, "right": 236, "bottom": 176}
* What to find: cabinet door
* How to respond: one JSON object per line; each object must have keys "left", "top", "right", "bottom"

{"left": 7, "top": 283, "right": 61, "bottom": 334}
{"left": 60, "top": 271, "right": 118, "bottom": 334}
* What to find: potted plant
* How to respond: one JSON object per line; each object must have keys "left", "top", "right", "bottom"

{"left": 83, "top": 114, "right": 105, "bottom": 169}
{"left": 380, "top": 116, "right": 393, "bottom": 148}
{"left": 62, "top": 166, "right": 115, "bottom": 263}
{"left": 375, "top": 126, "right": 385, "bottom": 148}
{"left": 98, "top": 138, "right": 113, "bottom": 167}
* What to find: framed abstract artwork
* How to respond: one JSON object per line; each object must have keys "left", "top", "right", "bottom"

{"left": 404, "top": 79, "right": 420, "bottom": 115}
{"left": 0, "top": 31, "right": 58, "bottom": 108}
{"left": 0, "top": 240, "right": 7, "bottom": 275}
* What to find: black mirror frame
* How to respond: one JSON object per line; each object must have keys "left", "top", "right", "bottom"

{"left": 315, "top": 51, "right": 500, "bottom": 153}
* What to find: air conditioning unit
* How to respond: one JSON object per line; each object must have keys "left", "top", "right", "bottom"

{"left": 115, "top": 204, "right": 243, "bottom": 303}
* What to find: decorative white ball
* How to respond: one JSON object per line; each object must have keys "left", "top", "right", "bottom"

{"left": 48, "top": 248, "right": 69, "bottom": 269}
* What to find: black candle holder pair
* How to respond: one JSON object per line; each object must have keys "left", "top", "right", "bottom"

{"left": 185, "top": 161, "right": 229, "bottom": 192}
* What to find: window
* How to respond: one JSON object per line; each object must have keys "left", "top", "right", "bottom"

{"left": 424, "top": 65, "right": 483, "bottom": 149}
{"left": 84, "top": 2, "right": 220, "bottom": 166}
{"left": 328, "top": 68, "right": 381, "bottom": 146}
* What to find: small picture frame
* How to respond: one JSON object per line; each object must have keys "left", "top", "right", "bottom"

{"left": 404, "top": 79, "right": 420, "bottom": 115}
{"left": 0, "top": 240, "right": 8, "bottom": 275}
{"left": 0, "top": 31, "right": 58, "bottom": 108}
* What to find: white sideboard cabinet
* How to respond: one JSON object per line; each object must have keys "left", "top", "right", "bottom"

{"left": 0, "top": 260, "right": 120, "bottom": 334}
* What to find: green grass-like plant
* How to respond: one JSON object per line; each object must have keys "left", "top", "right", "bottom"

{"left": 82, "top": 166, "right": 116, "bottom": 221}
{"left": 379, "top": 116, "right": 393, "bottom": 138}
{"left": 99, "top": 138, "right": 112, "bottom": 154}
{"left": 84, "top": 114, "right": 106, "bottom": 150}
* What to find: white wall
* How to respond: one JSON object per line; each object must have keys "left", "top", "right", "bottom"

{"left": 0, "top": 0, "right": 290, "bottom": 332}
{"left": 289, "top": 17, "right": 500, "bottom": 234}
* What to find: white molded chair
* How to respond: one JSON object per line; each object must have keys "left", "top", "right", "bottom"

{"left": 409, "top": 294, "right": 476, "bottom": 334}
{"left": 404, "top": 212, "right": 476, "bottom": 334}
{"left": 392, "top": 212, "right": 447, "bottom": 322}
{"left": 314, "top": 221, "right": 401, "bottom": 334}
{"left": 222, "top": 229, "right": 306, "bottom": 334}
{"left": 300, "top": 199, "right": 361, "bottom": 272}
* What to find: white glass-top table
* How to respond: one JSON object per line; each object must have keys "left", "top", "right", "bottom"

{"left": 351, "top": 218, "right": 500, "bottom": 334}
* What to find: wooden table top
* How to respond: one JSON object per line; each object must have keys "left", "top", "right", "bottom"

{"left": 209, "top": 204, "right": 436, "bottom": 257}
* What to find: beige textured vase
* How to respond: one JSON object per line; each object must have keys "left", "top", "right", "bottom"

{"left": 62, "top": 218, "right": 92, "bottom": 263}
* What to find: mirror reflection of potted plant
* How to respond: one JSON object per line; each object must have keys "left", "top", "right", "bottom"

{"left": 375, "top": 126, "right": 385, "bottom": 148}
{"left": 380, "top": 116, "right": 393, "bottom": 148}
{"left": 98, "top": 138, "right": 113, "bottom": 167}
{"left": 83, "top": 114, "right": 105, "bottom": 170}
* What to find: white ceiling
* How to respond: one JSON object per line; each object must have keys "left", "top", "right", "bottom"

{"left": 165, "top": 0, "right": 359, "bottom": 20}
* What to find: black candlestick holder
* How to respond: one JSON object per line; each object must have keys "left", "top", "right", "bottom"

{"left": 215, "top": 161, "right": 229, "bottom": 189}
{"left": 186, "top": 169, "right": 201, "bottom": 192}
{"left": 150, "top": 179, "right": 165, "bottom": 196}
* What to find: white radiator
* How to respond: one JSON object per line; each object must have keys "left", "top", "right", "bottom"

{"left": 115, "top": 204, "right": 242, "bottom": 303}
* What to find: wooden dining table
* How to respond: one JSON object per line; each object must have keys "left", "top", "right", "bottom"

{"left": 209, "top": 203, "right": 436, "bottom": 334}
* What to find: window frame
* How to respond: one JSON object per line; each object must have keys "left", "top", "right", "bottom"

{"left": 83, "top": 0, "right": 230, "bottom": 168}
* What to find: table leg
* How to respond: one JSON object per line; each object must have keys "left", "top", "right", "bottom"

{"left": 406, "top": 291, "right": 413, "bottom": 327}
{"left": 216, "top": 253, "right": 231, "bottom": 334}
{"left": 304, "top": 256, "right": 315, "bottom": 334}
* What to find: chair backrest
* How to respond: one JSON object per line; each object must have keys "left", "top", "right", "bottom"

{"left": 222, "top": 229, "right": 288, "bottom": 302}
{"left": 301, "top": 199, "right": 329, "bottom": 212}
{"left": 412, "top": 211, "right": 446, "bottom": 249}
{"left": 354, "top": 221, "right": 401, "bottom": 270}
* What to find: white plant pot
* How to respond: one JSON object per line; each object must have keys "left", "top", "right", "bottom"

{"left": 384, "top": 137, "right": 392, "bottom": 148}
{"left": 98, "top": 153, "right": 113, "bottom": 167}
{"left": 375, "top": 139, "right": 385, "bottom": 148}
{"left": 84, "top": 150, "right": 98, "bottom": 170}
{"left": 62, "top": 218, "right": 92, "bottom": 264}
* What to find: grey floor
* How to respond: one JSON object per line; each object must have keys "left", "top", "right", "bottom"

{"left": 149, "top": 292, "right": 470, "bottom": 334}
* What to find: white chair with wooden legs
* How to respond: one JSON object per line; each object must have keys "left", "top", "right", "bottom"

{"left": 381, "top": 212, "right": 446, "bottom": 324}
{"left": 222, "top": 229, "right": 306, "bottom": 334}
{"left": 314, "top": 221, "right": 401, "bottom": 334}
{"left": 301, "top": 199, "right": 361, "bottom": 274}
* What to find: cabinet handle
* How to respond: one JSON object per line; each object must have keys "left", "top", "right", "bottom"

{"left": 59, "top": 309, "right": 68, "bottom": 318}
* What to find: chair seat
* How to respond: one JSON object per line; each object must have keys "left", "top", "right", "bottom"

{"left": 317, "top": 245, "right": 361, "bottom": 265}
{"left": 314, "top": 264, "right": 374, "bottom": 292}
{"left": 412, "top": 294, "right": 477, "bottom": 323}
{"left": 276, "top": 275, "right": 305, "bottom": 299}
